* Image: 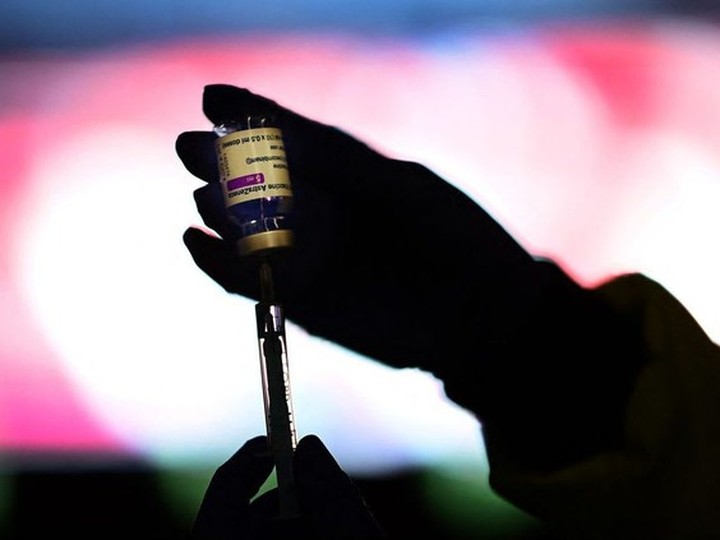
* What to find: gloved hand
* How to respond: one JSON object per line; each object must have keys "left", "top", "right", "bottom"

{"left": 176, "top": 84, "right": 647, "bottom": 470}
{"left": 176, "top": 84, "right": 540, "bottom": 380}
{"left": 190, "top": 434, "right": 387, "bottom": 540}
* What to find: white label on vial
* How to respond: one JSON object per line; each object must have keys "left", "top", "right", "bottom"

{"left": 215, "top": 127, "right": 293, "bottom": 206}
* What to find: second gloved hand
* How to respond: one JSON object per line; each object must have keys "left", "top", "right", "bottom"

{"left": 190, "top": 434, "right": 387, "bottom": 540}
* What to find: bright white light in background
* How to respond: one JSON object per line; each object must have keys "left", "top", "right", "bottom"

{"left": 15, "top": 122, "right": 483, "bottom": 471}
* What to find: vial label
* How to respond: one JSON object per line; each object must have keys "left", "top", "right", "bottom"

{"left": 215, "top": 127, "right": 292, "bottom": 207}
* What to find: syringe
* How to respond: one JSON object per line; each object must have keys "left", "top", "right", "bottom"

{"left": 255, "top": 259, "right": 299, "bottom": 519}
{"left": 212, "top": 115, "right": 299, "bottom": 519}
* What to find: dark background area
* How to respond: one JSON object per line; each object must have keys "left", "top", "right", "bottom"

{"left": 1, "top": 463, "right": 555, "bottom": 539}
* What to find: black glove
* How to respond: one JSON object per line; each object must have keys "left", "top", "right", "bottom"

{"left": 190, "top": 434, "right": 387, "bottom": 540}
{"left": 176, "top": 84, "right": 542, "bottom": 379}
{"left": 176, "top": 84, "right": 647, "bottom": 471}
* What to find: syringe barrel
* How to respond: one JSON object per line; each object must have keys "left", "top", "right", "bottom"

{"left": 256, "top": 301, "right": 299, "bottom": 519}
{"left": 256, "top": 302, "right": 297, "bottom": 450}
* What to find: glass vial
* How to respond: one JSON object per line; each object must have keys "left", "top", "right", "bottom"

{"left": 214, "top": 116, "right": 294, "bottom": 256}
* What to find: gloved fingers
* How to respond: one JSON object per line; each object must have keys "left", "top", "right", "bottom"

{"left": 204, "top": 435, "right": 275, "bottom": 504}
{"left": 191, "top": 436, "right": 275, "bottom": 539}
{"left": 294, "top": 435, "right": 350, "bottom": 491}
{"left": 202, "top": 84, "right": 280, "bottom": 126}
{"left": 192, "top": 181, "right": 229, "bottom": 238}
{"left": 182, "top": 183, "right": 343, "bottom": 311}
{"left": 182, "top": 227, "right": 260, "bottom": 298}
{"left": 202, "top": 84, "right": 394, "bottom": 196}
{"left": 194, "top": 84, "right": 517, "bottom": 246}
{"left": 293, "top": 435, "right": 387, "bottom": 538}
{"left": 189, "top": 166, "right": 338, "bottom": 250}
{"left": 175, "top": 130, "right": 219, "bottom": 183}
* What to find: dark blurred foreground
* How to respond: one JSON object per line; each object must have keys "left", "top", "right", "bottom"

{"left": 0, "top": 458, "right": 560, "bottom": 540}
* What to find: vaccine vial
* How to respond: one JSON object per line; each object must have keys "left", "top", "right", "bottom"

{"left": 214, "top": 116, "right": 294, "bottom": 256}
